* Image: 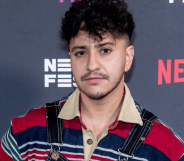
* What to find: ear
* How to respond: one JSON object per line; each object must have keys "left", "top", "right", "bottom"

{"left": 68, "top": 52, "right": 71, "bottom": 56}
{"left": 125, "top": 45, "right": 134, "bottom": 72}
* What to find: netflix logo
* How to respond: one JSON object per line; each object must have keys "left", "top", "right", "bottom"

{"left": 158, "top": 59, "right": 184, "bottom": 85}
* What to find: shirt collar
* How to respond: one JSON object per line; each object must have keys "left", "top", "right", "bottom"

{"left": 58, "top": 83, "right": 143, "bottom": 126}
{"left": 58, "top": 88, "right": 80, "bottom": 119}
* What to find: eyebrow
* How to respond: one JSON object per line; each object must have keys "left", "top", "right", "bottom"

{"left": 94, "top": 42, "right": 116, "bottom": 48}
{"left": 71, "top": 42, "right": 116, "bottom": 52}
{"left": 71, "top": 46, "right": 86, "bottom": 52}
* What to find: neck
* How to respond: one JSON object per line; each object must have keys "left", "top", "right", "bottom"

{"left": 80, "top": 79, "right": 125, "bottom": 139}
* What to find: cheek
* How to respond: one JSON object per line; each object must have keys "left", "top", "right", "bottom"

{"left": 104, "top": 55, "right": 125, "bottom": 74}
{"left": 116, "top": 54, "right": 126, "bottom": 70}
{"left": 71, "top": 61, "right": 84, "bottom": 80}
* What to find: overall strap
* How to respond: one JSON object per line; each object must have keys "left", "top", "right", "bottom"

{"left": 45, "top": 101, "right": 69, "bottom": 161}
{"left": 45, "top": 100, "right": 63, "bottom": 144}
{"left": 119, "top": 108, "right": 157, "bottom": 157}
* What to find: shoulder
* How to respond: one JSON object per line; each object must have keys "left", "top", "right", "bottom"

{"left": 11, "top": 95, "right": 70, "bottom": 135}
{"left": 153, "top": 118, "right": 184, "bottom": 146}
{"left": 135, "top": 101, "right": 184, "bottom": 160}
{"left": 11, "top": 106, "right": 47, "bottom": 134}
{"left": 145, "top": 119, "right": 184, "bottom": 161}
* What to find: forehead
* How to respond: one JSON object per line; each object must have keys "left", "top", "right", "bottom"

{"left": 69, "top": 31, "right": 121, "bottom": 48}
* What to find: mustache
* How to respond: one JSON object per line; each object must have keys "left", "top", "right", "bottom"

{"left": 81, "top": 72, "right": 109, "bottom": 81}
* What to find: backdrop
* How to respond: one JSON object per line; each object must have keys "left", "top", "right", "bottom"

{"left": 0, "top": 0, "right": 184, "bottom": 140}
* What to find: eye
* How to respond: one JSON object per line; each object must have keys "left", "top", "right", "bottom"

{"left": 75, "top": 51, "right": 87, "bottom": 56}
{"left": 101, "top": 49, "right": 111, "bottom": 54}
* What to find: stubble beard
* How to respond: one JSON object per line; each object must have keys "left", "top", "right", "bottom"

{"left": 76, "top": 72, "right": 124, "bottom": 99}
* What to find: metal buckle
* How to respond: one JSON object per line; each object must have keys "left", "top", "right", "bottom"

{"left": 142, "top": 118, "right": 154, "bottom": 129}
{"left": 118, "top": 148, "right": 134, "bottom": 161}
{"left": 47, "top": 143, "right": 61, "bottom": 160}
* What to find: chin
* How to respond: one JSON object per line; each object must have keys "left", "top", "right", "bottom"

{"left": 84, "top": 91, "right": 108, "bottom": 99}
{"left": 79, "top": 86, "right": 111, "bottom": 99}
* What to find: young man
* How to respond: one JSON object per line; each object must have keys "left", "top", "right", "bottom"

{"left": 0, "top": 0, "right": 184, "bottom": 161}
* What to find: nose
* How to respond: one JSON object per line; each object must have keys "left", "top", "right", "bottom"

{"left": 86, "top": 51, "right": 101, "bottom": 72}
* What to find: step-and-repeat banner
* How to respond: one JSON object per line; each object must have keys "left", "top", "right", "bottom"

{"left": 0, "top": 0, "right": 184, "bottom": 139}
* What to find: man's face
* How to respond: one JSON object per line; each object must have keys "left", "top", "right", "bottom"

{"left": 69, "top": 31, "right": 134, "bottom": 99}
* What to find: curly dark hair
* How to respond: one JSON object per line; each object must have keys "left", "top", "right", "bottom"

{"left": 60, "top": 0, "right": 135, "bottom": 45}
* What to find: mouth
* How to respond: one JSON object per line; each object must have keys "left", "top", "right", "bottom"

{"left": 85, "top": 77, "right": 105, "bottom": 83}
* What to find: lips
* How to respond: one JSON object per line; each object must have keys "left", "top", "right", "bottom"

{"left": 85, "top": 77, "right": 105, "bottom": 83}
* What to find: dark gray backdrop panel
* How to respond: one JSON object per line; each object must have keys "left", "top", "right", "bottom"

{"left": 0, "top": 0, "right": 184, "bottom": 140}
